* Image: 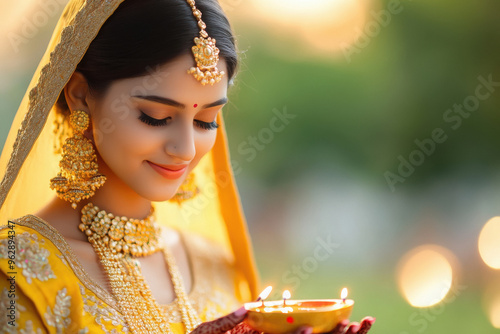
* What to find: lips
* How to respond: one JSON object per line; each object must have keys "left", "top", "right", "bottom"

{"left": 147, "top": 161, "right": 187, "bottom": 179}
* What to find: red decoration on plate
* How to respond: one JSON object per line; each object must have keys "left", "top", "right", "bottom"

{"left": 286, "top": 317, "right": 294, "bottom": 323}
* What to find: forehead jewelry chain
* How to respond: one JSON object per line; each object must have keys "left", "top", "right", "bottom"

{"left": 186, "top": 0, "right": 225, "bottom": 85}
{"left": 80, "top": 203, "right": 200, "bottom": 333}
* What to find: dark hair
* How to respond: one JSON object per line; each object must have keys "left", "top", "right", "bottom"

{"left": 58, "top": 0, "right": 237, "bottom": 109}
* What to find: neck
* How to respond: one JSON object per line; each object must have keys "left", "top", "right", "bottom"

{"left": 81, "top": 174, "right": 152, "bottom": 219}
{"left": 73, "top": 152, "right": 154, "bottom": 219}
{"left": 38, "top": 162, "right": 153, "bottom": 242}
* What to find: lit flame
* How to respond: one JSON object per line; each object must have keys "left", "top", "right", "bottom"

{"left": 283, "top": 290, "right": 291, "bottom": 300}
{"left": 258, "top": 286, "right": 273, "bottom": 301}
{"left": 397, "top": 245, "right": 455, "bottom": 308}
{"left": 341, "top": 288, "right": 348, "bottom": 300}
{"left": 478, "top": 217, "right": 500, "bottom": 269}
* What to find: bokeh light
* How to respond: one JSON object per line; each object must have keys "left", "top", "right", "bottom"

{"left": 0, "top": 2, "right": 37, "bottom": 54}
{"left": 2, "top": 0, "right": 500, "bottom": 332}
{"left": 478, "top": 217, "right": 500, "bottom": 269}
{"left": 249, "top": 0, "right": 368, "bottom": 55}
{"left": 0, "top": 3, "right": 34, "bottom": 36}
{"left": 251, "top": 0, "right": 360, "bottom": 24}
{"left": 482, "top": 278, "right": 500, "bottom": 329}
{"left": 489, "top": 295, "right": 500, "bottom": 329}
{"left": 397, "top": 245, "right": 456, "bottom": 307}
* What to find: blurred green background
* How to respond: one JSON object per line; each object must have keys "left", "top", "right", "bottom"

{"left": 1, "top": 0, "right": 500, "bottom": 333}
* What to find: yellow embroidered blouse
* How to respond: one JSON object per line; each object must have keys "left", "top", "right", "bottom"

{"left": 0, "top": 216, "right": 250, "bottom": 334}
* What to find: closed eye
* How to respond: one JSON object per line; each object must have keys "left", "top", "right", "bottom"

{"left": 138, "top": 111, "right": 169, "bottom": 127}
{"left": 195, "top": 120, "right": 219, "bottom": 130}
{"left": 139, "top": 111, "right": 218, "bottom": 130}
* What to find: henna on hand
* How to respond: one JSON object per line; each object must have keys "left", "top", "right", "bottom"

{"left": 357, "top": 317, "right": 375, "bottom": 334}
{"left": 292, "top": 326, "right": 313, "bottom": 334}
{"left": 192, "top": 307, "right": 248, "bottom": 334}
{"left": 329, "top": 320, "right": 349, "bottom": 334}
{"left": 229, "top": 322, "right": 261, "bottom": 334}
{"left": 345, "top": 322, "right": 360, "bottom": 334}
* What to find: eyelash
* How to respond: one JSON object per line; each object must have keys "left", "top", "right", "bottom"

{"left": 138, "top": 111, "right": 219, "bottom": 130}
{"left": 195, "top": 120, "right": 219, "bottom": 130}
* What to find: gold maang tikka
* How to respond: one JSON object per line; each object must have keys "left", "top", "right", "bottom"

{"left": 50, "top": 110, "right": 106, "bottom": 209}
{"left": 186, "top": 0, "right": 225, "bottom": 85}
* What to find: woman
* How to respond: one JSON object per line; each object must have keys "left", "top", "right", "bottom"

{"left": 0, "top": 0, "right": 374, "bottom": 333}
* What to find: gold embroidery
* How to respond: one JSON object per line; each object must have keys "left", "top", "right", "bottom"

{"left": 44, "top": 287, "right": 72, "bottom": 333}
{"left": 203, "top": 289, "right": 235, "bottom": 321}
{"left": 19, "top": 321, "right": 43, "bottom": 334}
{"left": 6, "top": 216, "right": 119, "bottom": 310}
{"left": 4, "top": 216, "right": 242, "bottom": 325}
{"left": 0, "top": 232, "right": 55, "bottom": 284}
{"left": 56, "top": 253, "right": 69, "bottom": 266}
{"left": 1, "top": 287, "right": 27, "bottom": 333}
{"left": 161, "top": 234, "right": 240, "bottom": 322}
{"left": 79, "top": 284, "right": 129, "bottom": 333}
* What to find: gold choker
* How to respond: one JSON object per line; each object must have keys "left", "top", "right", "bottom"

{"left": 80, "top": 203, "right": 200, "bottom": 333}
{"left": 79, "top": 203, "right": 159, "bottom": 257}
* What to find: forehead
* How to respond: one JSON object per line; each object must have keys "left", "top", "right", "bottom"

{"left": 107, "top": 53, "right": 229, "bottom": 104}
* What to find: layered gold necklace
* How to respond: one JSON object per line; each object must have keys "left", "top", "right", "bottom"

{"left": 79, "top": 203, "right": 200, "bottom": 333}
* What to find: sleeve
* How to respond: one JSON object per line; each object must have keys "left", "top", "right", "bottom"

{"left": 0, "top": 270, "right": 47, "bottom": 333}
{"left": 185, "top": 233, "right": 252, "bottom": 322}
{"left": 0, "top": 222, "right": 90, "bottom": 333}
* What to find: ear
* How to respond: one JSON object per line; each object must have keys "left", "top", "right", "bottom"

{"left": 64, "top": 72, "right": 91, "bottom": 112}
{"left": 64, "top": 72, "right": 97, "bottom": 141}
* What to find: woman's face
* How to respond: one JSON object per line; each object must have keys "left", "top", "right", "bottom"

{"left": 87, "top": 53, "right": 228, "bottom": 202}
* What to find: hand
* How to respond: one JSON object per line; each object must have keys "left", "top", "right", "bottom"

{"left": 327, "top": 317, "right": 376, "bottom": 334}
{"left": 191, "top": 308, "right": 375, "bottom": 334}
{"left": 289, "top": 316, "right": 375, "bottom": 334}
{"left": 230, "top": 316, "right": 376, "bottom": 334}
{"left": 191, "top": 307, "right": 249, "bottom": 334}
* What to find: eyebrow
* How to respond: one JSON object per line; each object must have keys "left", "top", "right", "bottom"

{"left": 131, "top": 95, "right": 228, "bottom": 109}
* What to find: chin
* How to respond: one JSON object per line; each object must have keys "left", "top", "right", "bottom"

{"left": 139, "top": 190, "right": 179, "bottom": 203}
{"left": 150, "top": 196, "right": 176, "bottom": 203}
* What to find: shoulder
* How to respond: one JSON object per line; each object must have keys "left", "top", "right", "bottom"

{"left": 0, "top": 216, "right": 61, "bottom": 284}
{"left": 169, "top": 231, "right": 246, "bottom": 320}
{"left": 0, "top": 215, "right": 128, "bottom": 333}
{"left": 0, "top": 216, "right": 74, "bottom": 332}
{"left": 0, "top": 216, "right": 82, "bottom": 302}
{"left": 182, "top": 231, "right": 235, "bottom": 266}
{"left": 0, "top": 215, "right": 103, "bottom": 293}
{"left": 182, "top": 233, "right": 254, "bottom": 304}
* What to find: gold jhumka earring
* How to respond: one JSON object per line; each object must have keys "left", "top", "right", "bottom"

{"left": 50, "top": 110, "right": 106, "bottom": 209}
{"left": 186, "top": 0, "right": 225, "bottom": 85}
{"left": 170, "top": 173, "right": 200, "bottom": 204}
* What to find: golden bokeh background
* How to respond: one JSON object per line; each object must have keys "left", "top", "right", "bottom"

{"left": 1, "top": 1, "right": 500, "bottom": 333}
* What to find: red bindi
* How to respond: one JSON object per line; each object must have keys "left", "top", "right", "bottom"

{"left": 193, "top": 104, "right": 198, "bottom": 108}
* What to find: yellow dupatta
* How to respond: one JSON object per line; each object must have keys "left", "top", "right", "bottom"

{"left": 0, "top": 0, "right": 258, "bottom": 305}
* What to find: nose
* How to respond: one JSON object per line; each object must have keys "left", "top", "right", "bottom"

{"left": 164, "top": 119, "right": 196, "bottom": 162}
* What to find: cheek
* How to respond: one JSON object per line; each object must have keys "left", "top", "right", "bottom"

{"left": 91, "top": 112, "right": 161, "bottom": 168}
{"left": 192, "top": 131, "right": 218, "bottom": 165}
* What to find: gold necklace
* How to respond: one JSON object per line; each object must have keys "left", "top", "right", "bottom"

{"left": 79, "top": 203, "right": 201, "bottom": 333}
